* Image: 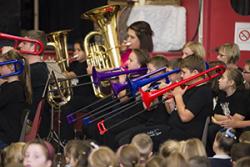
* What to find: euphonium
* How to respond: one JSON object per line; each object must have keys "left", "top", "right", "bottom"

{"left": 82, "top": 5, "right": 121, "bottom": 98}
{"left": 46, "top": 30, "right": 72, "bottom": 109}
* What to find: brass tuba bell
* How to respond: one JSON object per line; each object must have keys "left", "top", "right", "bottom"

{"left": 46, "top": 30, "right": 72, "bottom": 109}
{"left": 82, "top": 5, "right": 121, "bottom": 98}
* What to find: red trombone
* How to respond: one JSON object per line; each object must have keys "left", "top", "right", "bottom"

{"left": 0, "top": 32, "right": 44, "bottom": 55}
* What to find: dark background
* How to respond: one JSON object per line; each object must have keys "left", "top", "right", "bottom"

{"left": 0, "top": 0, "right": 107, "bottom": 46}
{"left": 0, "top": 0, "right": 249, "bottom": 46}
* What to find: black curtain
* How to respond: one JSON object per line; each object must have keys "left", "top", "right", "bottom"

{"left": 39, "top": 0, "right": 107, "bottom": 45}
{"left": 0, "top": 0, "right": 21, "bottom": 35}
{"left": 231, "top": 0, "right": 250, "bottom": 15}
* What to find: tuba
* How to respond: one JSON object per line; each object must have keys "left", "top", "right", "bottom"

{"left": 46, "top": 30, "right": 72, "bottom": 109}
{"left": 82, "top": 5, "right": 121, "bottom": 98}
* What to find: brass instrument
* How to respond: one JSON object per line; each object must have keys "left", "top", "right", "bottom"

{"left": 46, "top": 30, "right": 72, "bottom": 109}
{"left": 82, "top": 5, "right": 121, "bottom": 98}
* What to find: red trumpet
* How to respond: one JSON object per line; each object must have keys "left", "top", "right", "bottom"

{"left": 140, "top": 65, "right": 226, "bottom": 109}
{"left": 0, "top": 32, "right": 44, "bottom": 55}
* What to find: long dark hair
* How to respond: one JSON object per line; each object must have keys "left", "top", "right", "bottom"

{"left": 128, "top": 21, "right": 154, "bottom": 52}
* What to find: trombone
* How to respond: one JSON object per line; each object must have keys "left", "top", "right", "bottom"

{"left": 66, "top": 67, "right": 181, "bottom": 126}
{"left": 0, "top": 59, "right": 24, "bottom": 78}
{"left": 96, "top": 65, "right": 226, "bottom": 135}
{"left": 0, "top": 32, "right": 44, "bottom": 55}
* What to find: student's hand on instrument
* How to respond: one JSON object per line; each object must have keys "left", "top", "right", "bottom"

{"left": 119, "top": 74, "right": 127, "bottom": 84}
{"left": 172, "top": 86, "right": 188, "bottom": 97}
{"left": 87, "top": 65, "right": 93, "bottom": 75}
{"left": 165, "top": 98, "right": 175, "bottom": 113}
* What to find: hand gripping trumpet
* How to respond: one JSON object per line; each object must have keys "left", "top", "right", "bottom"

{"left": 0, "top": 32, "right": 44, "bottom": 55}
{"left": 0, "top": 59, "right": 24, "bottom": 78}
{"left": 96, "top": 65, "right": 225, "bottom": 135}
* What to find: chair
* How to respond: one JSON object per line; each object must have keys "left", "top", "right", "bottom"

{"left": 19, "top": 109, "right": 30, "bottom": 141}
{"left": 24, "top": 99, "right": 45, "bottom": 142}
{"left": 201, "top": 116, "right": 211, "bottom": 146}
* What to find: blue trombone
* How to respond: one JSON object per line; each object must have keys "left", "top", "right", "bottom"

{"left": 0, "top": 59, "right": 24, "bottom": 78}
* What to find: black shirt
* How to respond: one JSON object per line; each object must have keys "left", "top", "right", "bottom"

{"left": 0, "top": 81, "right": 26, "bottom": 143}
{"left": 68, "top": 61, "right": 95, "bottom": 97}
{"left": 214, "top": 89, "right": 249, "bottom": 117}
{"left": 168, "top": 84, "right": 213, "bottom": 139}
{"left": 28, "top": 62, "right": 49, "bottom": 120}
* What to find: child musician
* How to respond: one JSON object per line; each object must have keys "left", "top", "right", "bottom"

{"left": 0, "top": 50, "right": 32, "bottom": 148}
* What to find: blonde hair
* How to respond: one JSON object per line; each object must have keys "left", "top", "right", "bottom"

{"left": 64, "top": 140, "right": 91, "bottom": 167}
{"left": 145, "top": 155, "right": 163, "bottom": 167}
{"left": 180, "top": 138, "right": 207, "bottom": 160}
{"left": 183, "top": 41, "right": 206, "bottom": 59}
{"left": 159, "top": 140, "right": 180, "bottom": 158}
{"left": 161, "top": 152, "right": 189, "bottom": 167}
{"left": 131, "top": 133, "right": 153, "bottom": 160}
{"left": 2, "top": 142, "right": 26, "bottom": 166}
{"left": 217, "top": 43, "right": 240, "bottom": 64}
{"left": 239, "top": 131, "right": 250, "bottom": 144}
{"left": 1, "top": 50, "right": 32, "bottom": 104}
{"left": 88, "top": 146, "right": 117, "bottom": 167}
{"left": 118, "top": 144, "right": 140, "bottom": 167}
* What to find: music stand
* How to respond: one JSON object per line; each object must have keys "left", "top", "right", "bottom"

{"left": 46, "top": 71, "right": 66, "bottom": 151}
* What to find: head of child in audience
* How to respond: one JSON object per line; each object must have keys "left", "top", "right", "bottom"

{"left": 23, "top": 139, "right": 55, "bottom": 167}
{"left": 182, "top": 41, "right": 205, "bottom": 59}
{"left": 64, "top": 139, "right": 91, "bottom": 167}
{"left": 159, "top": 140, "right": 180, "bottom": 158}
{"left": 117, "top": 144, "right": 140, "bottom": 167}
{"left": 213, "top": 129, "right": 237, "bottom": 155}
{"left": 216, "top": 43, "right": 240, "bottom": 66}
{"left": 127, "top": 49, "right": 149, "bottom": 70}
{"left": 161, "top": 152, "right": 189, "bottom": 167}
{"left": 179, "top": 55, "right": 206, "bottom": 85}
{"left": 167, "top": 58, "right": 182, "bottom": 83}
{"left": 231, "top": 143, "right": 250, "bottom": 166}
{"left": 189, "top": 156, "right": 210, "bottom": 167}
{"left": 235, "top": 156, "right": 250, "bottom": 167}
{"left": 239, "top": 131, "right": 250, "bottom": 144}
{"left": 147, "top": 55, "right": 168, "bottom": 78}
{"left": 145, "top": 155, "right": 163, "bottom": 167}
{"left": 243, "top": 60, "right": 250, "bottom": 88}
{"left": 88, "top": 146, "right": 117, "bottom": 167}
{"left": 218, "top": 67, "right": 245, "bottom": 93}
{"left": 180, "top": 138, "right": 207, "bottom": 160}
{"left": 131, "top": 133, "right": 153, "bottom": 162}
{"left": 2, "top": 142, "right": 26, "bottom": 167}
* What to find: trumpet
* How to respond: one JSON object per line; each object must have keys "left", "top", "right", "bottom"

{"left": 141, "top": 65, "right": 226, "bottom": 109}
{"left": 96, "top": 65, "right": 226, "bottom": 135}
{"left": 0, "top": 59, "right": 24, "bottom": 78}
{"left": 0, "top": 32, "right": 44, "bottom": 55}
